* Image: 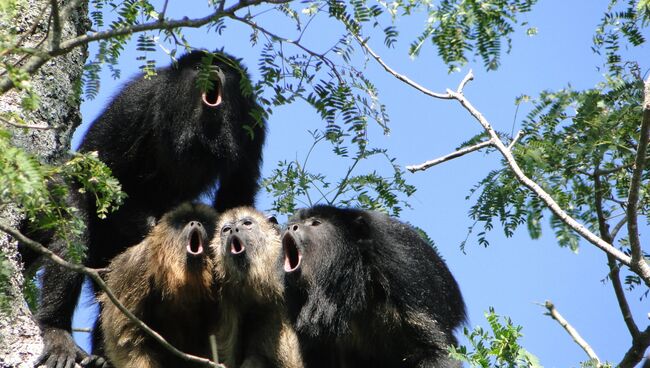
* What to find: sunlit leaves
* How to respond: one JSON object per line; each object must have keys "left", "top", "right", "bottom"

{"left": 468, "top": 70, "right": 646, "bottom": 252}
{"left": 0, "top": 130, "right": 125, "bottom": 262}
{"left": 450, "top": 308, "right": 542, "bottom": 367}
{"left": 409, "top": 0, "right": 537, "bottom": 72}
{"left": 594, "top": 0, "right": 648, "bottom": 76}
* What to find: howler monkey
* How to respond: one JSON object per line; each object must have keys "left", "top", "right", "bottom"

{"left": 213, "top": 207, "right": 303, "bottom": 368}
{"left": 281, "top": 205, "right": 466, "bottom": 368}
{"left": 100, "top": 202, "right": 218, "bottom": 368}
{"left": 32, "top": 50, "right": 265, "bottom": 367}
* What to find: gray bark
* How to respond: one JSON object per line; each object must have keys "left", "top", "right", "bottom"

{"left": 0, "top": 1, "right": 89, "bottom": 367}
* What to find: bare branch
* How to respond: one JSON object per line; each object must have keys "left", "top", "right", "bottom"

{"left": 594, "top": 163, "right": 640, "bottom": 338}
{"left": 353, "top": 33, "right": 452, "bottom": 100}
{"left": 508, "top": 130, "right": 524, "bottom": 150}
{"left": 407, "top": 139, "right": 494, "bottom": 173}
{"left": 456, "top": 69, "right": 474, "bottom": 94}
{"left": 626, "top": 76, "right": 650, "bottom": 278}
{"left": 0, "top": 222, "right": 222, "bottom": 368}
{"left": 611, "top": 216, "right": 628, "bottom": 240}
{"left": 544, "top": 301, "right": 601, "bottom": 364}
{"left": 608, "top": 255, "right": 640, "bottom": 337}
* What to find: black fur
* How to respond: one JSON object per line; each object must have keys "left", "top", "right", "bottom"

{"left": 281, "top": 205, "right": 466, "bottom": 368}
{"left": 31, "top": 50, "right": 265, "bottom": 368}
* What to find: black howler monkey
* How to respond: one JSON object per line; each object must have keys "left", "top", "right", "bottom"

{"left": 100, "top": 202, "right": 218, "bottom": 368}
{"left": 281, "top": 205, "right": 466, "bottom": 368}
{"left": 31, "top": 50, "right": 265, "bottom": 368}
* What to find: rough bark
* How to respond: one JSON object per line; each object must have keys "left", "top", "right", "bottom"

{"left": 0, "top": 1, "right": 89, "bottom": 367}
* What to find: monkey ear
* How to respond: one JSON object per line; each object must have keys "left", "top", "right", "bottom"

{"left": 352, "top": 214, "right": 371, "bottom": 240}
{"left": 267, "top": 215, "right": 279, "bottom": 225}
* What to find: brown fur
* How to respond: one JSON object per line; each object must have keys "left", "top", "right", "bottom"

{"left": 99, "top": 203, "right": 218, "bottom": 368}
{"left": 211, "top": 207, "right": 303, "bottom": 368}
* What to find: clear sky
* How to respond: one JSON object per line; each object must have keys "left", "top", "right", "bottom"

{"left": 71, "top": 1, "right": 650, "bottom": 366}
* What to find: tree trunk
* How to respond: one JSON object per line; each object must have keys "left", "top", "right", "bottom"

{"left": 0, "top": 1, "right": 89, "bottom": 366}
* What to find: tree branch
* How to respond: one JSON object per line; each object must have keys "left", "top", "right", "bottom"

{"left": 0, "top": 222, "right": 222, "bottom": 368}
{"left": 0, "top": 0, "right": 293, "bottom": 94}
{"left": 618, "top": 327, "right": 650, "bottom": 368}
{"left": 544, "top": 301, "right": 601, "bottom": 364}
{"left": 357, "top": 33, "right": 638, "bottom": 271}
{"left": 353, "top": 33, "right": 452, "bottom": 100}
{"left": 406, "top": 139, "right": 494, "bottom": 173}
{"left": 625, "top": 76, "right": 650, "bottom": 279}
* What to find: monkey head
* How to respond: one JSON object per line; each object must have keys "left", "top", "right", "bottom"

{"left": 213, "top": 207, "right": 283, "bottom": 304}
{"left": 281, "top": 206, "right": 370, "bottom": 336}
{"left": 149, "top": 202, "right": 218, "bottom": 299}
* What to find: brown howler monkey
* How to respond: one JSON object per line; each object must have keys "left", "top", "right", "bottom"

{"left": 212, "top": 207, "right": 303, "bottom": 368}
{"left": 99, "top": 202, "right": 218, "bottom": 368}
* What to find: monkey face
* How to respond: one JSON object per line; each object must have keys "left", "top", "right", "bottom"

{"left": 158, "top": 202, "right": 218, "bottom": 270}
{"left": 214, "top": 207, "right": 283, "bottom": 302}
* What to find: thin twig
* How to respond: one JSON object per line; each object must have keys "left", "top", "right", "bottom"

{"left": 72, "top": 327, "right": 91, "bottom": 333}
{"left": 544, "top": 301, "right": 601, "bottom": 364}
{"left": 0, "top": 222, "right": 221, "bottom": 368}
{"left": 0, "top": 116, "right": 53, "bottom": 130}
{"left": 407, "top": 139, "right": 494, "bottom": 173}
{"left": 352, "top": 33, "right": 451, "bottom": 100}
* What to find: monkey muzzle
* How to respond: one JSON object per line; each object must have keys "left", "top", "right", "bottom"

{"left": 186, "top": 224, "right": 207, "bottom": 257}
{"left": 282, "top": 232, "right": 302, "bottom": 273}
{"left": 201, "top": 69, "right": 225, "bottom": 108}
{"left": 227, "top": 234, "right": 246, "bottom": 256}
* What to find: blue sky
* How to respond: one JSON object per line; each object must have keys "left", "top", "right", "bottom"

{"left": 71, "top": 1, "right": 649, "bottom": 366}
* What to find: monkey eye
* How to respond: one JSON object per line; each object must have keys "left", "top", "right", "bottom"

{"left": 221, "top": 225, "right": 232, "bottom": 234}
{"left": 310, "top": 219, "right": 321, "bottom": 226}
{"left": 243, "top": 219, "right": 253, "bottom": 226}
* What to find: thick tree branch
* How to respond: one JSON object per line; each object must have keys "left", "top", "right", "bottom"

{"left": 407, "top": 139, "right": 494, "bottom": 173}
{"left": 544, "top": 301, "right": 601, "bottom": 364}
{"left": 0, "top": 0, "right": 292, "bottom": 94}
{"left": 0, "top": 222, "right": 222, "bottom": 368}
{"left": 619, "top": 327, "right": 650, "bottom": 368}
{"left": 626, "top": 76, "right": 650, "bottom": 278}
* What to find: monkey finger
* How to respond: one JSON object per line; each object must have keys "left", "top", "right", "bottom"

{"left": 63, "top": 356, "right": 75, "bottom": 368}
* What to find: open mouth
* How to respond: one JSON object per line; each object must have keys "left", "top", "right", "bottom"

{"left": 282, "top": 233, "right": 301, "bottom": 272}
{"left": 230, "top": 235, "right": 245, "bottom": 255}
{"left": 187, "top": 228, "right": 204, "bottom": 256}
{"left": 201, "top": 80, "right": 223, "bottom": 107}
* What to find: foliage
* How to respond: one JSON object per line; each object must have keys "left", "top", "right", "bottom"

{"left": 262, "top": 130, "right": 415, "bottom": 216}
{"left": 0, "top": 129, "right": 125, "bottom": 262}
{"left": 450, "top": 308, "right": 542, "bottom": 368}
{"left": 466, "top": 0, "right": 649, "bottom": 253}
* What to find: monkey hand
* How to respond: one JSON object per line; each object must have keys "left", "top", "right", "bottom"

{"left": 36, "top": 327, "right": 88, "bottom": 368}
{"left": 80, "top": 355, "right": 110, "bottom": 368}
